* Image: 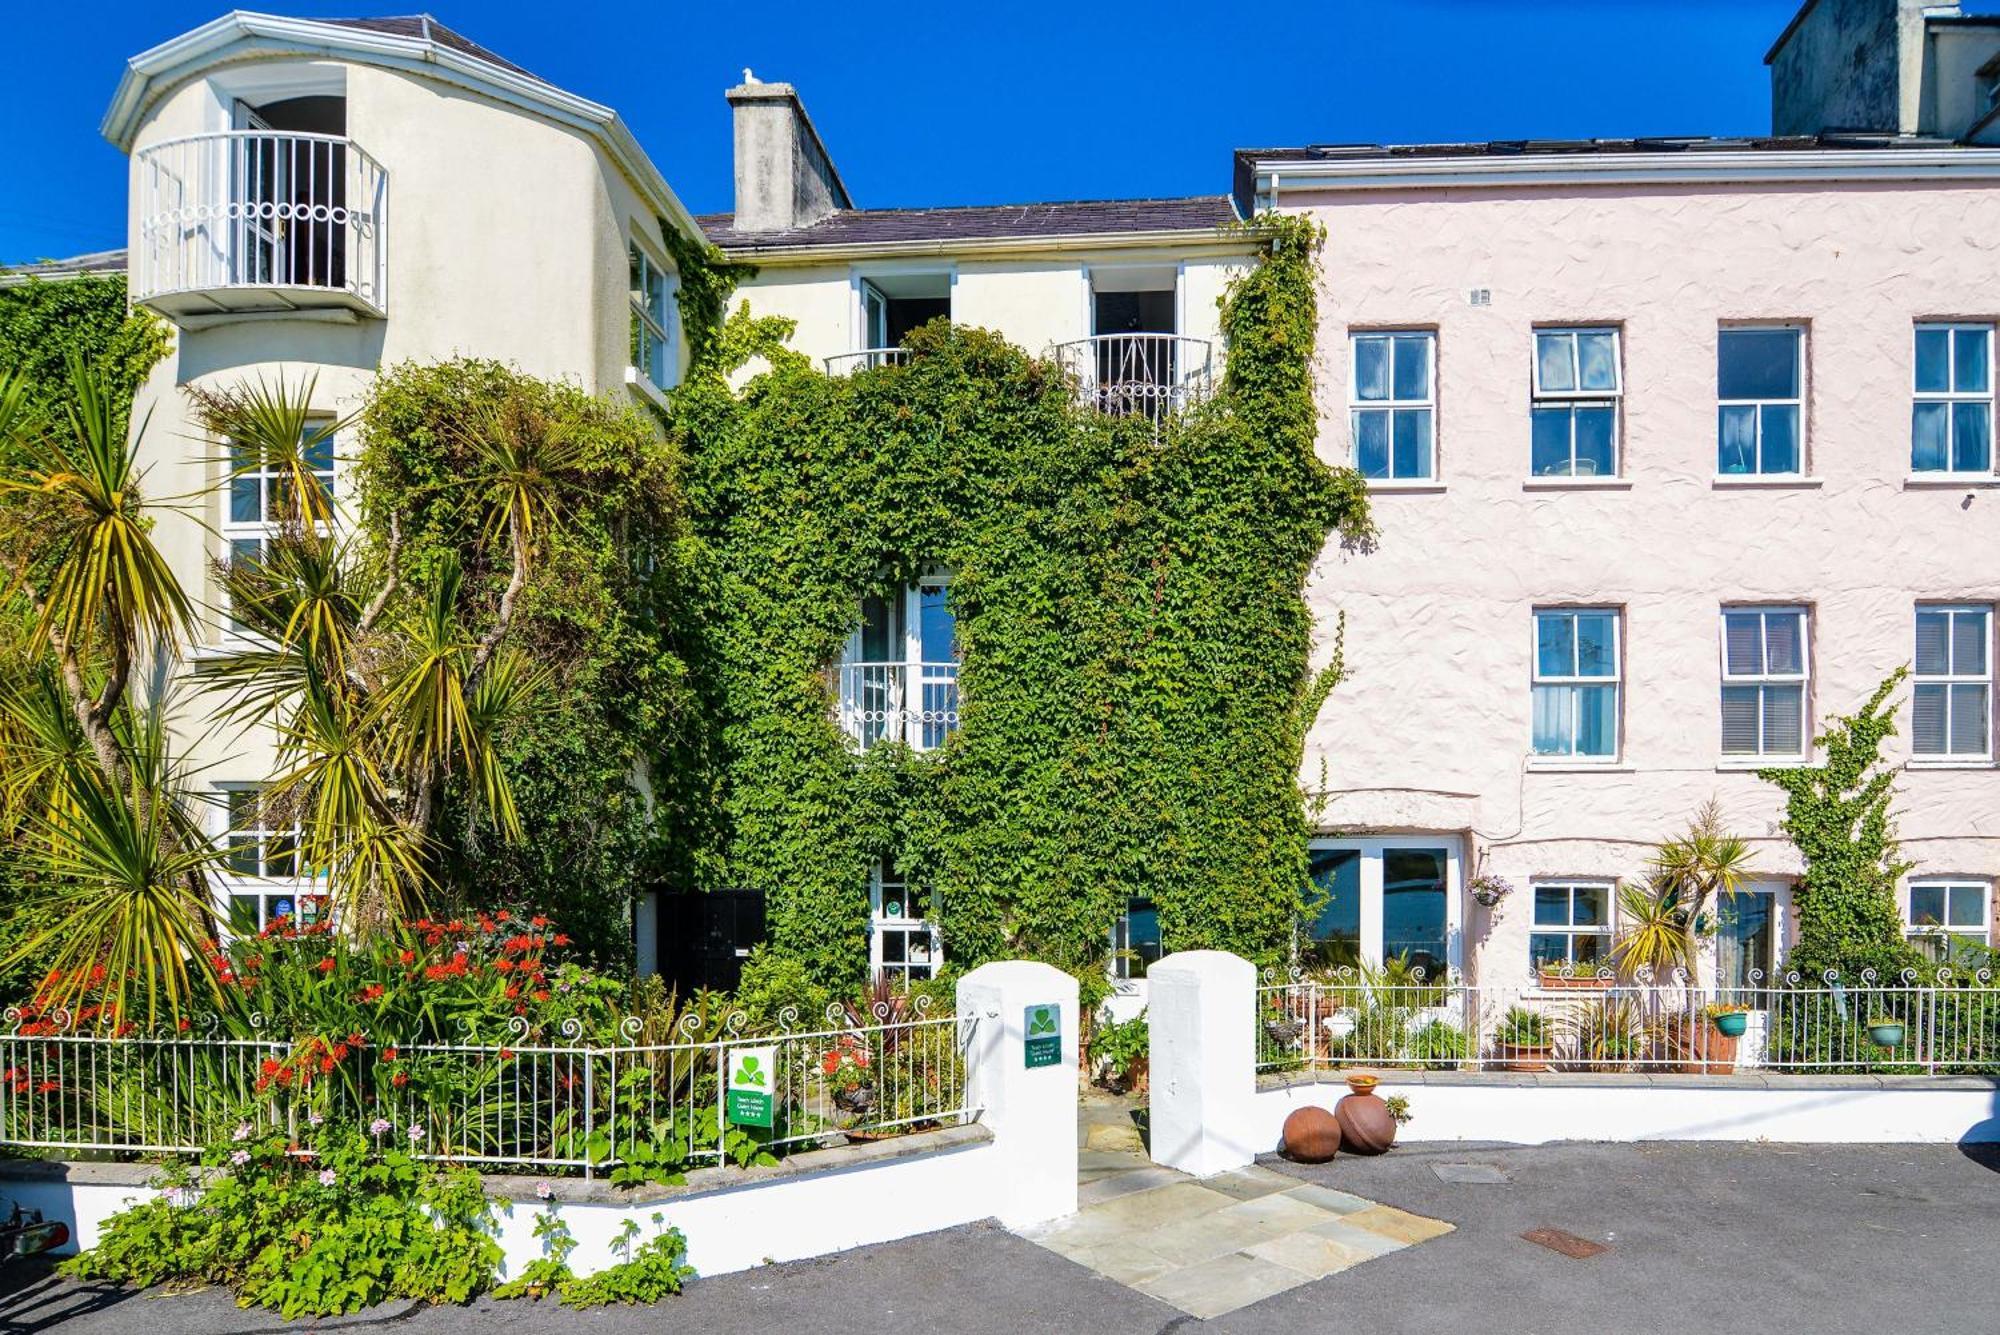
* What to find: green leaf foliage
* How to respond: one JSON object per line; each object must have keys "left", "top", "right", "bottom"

{"left": 1759, "top": 670, "right": 1923, "bottom": 980}
{"left": 669, "top": 215, "right": 1370, "bottom": 986}
{"left": 0, "top": 275, "right": 168, "bottom": 429}
{"left": 355, "top": 360, "right": 690, "bottom": 962}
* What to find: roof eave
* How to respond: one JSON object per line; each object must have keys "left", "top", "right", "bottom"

{"left": 101, "top": 10, "right": 705, "bottom": 243}
{"left": 1247, "top": 147, "right": 2000, "bottom": 193}
{"left": 710, "top": 224, "right": 1262, "bottom": 265}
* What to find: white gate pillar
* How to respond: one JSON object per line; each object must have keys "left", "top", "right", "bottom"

{"left": 1147, "top": 950, "right": 1258, "bottom": 1176}
{"left": 956, "top": 960, "right": 1079, "bottom": 1227}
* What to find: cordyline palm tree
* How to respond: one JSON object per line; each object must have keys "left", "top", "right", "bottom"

{"left": 0, "top": 358, "right": 221, "bottom": 1024}
{"left": 192, "top": 375, "right": 559, "bottom": 933}
{"left": 1612, "top": 799, "right": 1753, "bottom": 993}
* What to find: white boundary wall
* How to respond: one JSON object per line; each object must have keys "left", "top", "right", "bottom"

{"left": 1147, "top": 950, "right": 2000, "bottom": 1176}
{"left": 2, "top": 961, "right": 1081, "bottom": 1280}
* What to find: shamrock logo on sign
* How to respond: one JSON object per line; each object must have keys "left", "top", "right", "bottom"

{"left": 735, "top": 1055, "right": 766, "bottom": 1088}
{"left": 1029, "top": 1006, "right": 1057, "bottom": 1037}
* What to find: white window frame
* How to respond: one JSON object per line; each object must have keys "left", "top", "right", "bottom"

{"left": 1528, "top": 880, "right": 1615, "bottom": 972}
{"left": 628, "top": 238, "right": 680, "bottom": 398}
{"left": 213, "top": 782, "right": 324, "bottom": 935}
{"left": 1912, "top": 603, "right": 1994, "bottom": 761}
{"left": 1530, "top": 607, "right": 1622, "bottom": 762}
{"left": 1717, "top": 325, "right": 1805, "bottom": 477}
{"left": 868, "top": 862, "right": 940, "bottom": 982}
{"left": 1110, "top": 896, "right": 1162, "bottom": 982}
{"left": 1530, "top": 327, "right": 1622, "bottom": 478}
{"left": 1304, "top": 836, "right": 1464, "bottom": 976}
{"left": 1348, "top": 329, "right": 1436, "bottom": 481}
{"left": 218, "top": 418, "right": 337, "bottom": 642}
{"left": 1718, "top": 605, "right": 1811, "bottom": 760}
{"left": 1904, "top": 878, "right": 1992, "bottom": 958}
{"left": 1911, "top": 322, "right": 1995, "bottom": 476}
{"left": 838, "top": 568, "right": 959, "bottom": 752}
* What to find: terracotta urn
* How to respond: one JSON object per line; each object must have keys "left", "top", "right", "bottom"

{"left": 1335, "top": 1089, "right": 1397, "bottom": 1155}
{"left": 1280, "top": 1105, "right": 1341, "bottom": 1163}
{"left": 1343, "top": 1071, "right": 1381, "bottom": 1096}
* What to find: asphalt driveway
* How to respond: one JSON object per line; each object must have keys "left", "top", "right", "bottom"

{"left": 5, "top": 1141, "right": 1997, "bottom": 1334}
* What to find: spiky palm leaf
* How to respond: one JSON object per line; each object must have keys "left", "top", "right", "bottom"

{"left": 461, "top": 647, "right": 546, "bottom": 840}
{"left": 371, "top": 553, "right": 475, "bottom": 779}
{"left": 0, "top": 356, "right": 194, "bottom": 660}
{"left": 0, "top": 664, "right": 92, "bottom": 827}
{"left": 190, "top": 375, "right": 342, "bottom": 529}
{"left": 460, "top": 392, "right": 589, "bottom": 553}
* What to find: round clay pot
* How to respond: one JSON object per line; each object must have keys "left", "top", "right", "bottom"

{"left": 1280, "top": 1105, "right": 1341, "bottom": 1163}
{"left": 1343, "top": 1071, "right": 1381, "bottom": 1096}
{"left": 1335, "top": 1092, "right": 1397, "bottom": 1155}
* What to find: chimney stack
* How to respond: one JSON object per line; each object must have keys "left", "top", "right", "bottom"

{"left": 725, "top": 73, "right": 852, "bottom": 232}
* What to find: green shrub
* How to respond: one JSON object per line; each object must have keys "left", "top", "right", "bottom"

{"left": 1496, "top": 1007, "right": 1548, "bottom": 1047}
{"left": 64, "top": 1121, "right": 501, "bottom": 1318}
{"left": 495, "top": 1207, "right": 695, "bottom": 1309}
{"left": 1089, "top": 1009, "right": 1149, "bottom": 1082}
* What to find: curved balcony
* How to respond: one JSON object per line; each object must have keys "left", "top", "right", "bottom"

{"left": 1054, "top": 334, "right": 1213, "bottom": 421}
{"left": 824, "top": 347, "right": 911, "bottom": 375}
{"left": 132, "top": 131, "right": 388, "bottom": 323}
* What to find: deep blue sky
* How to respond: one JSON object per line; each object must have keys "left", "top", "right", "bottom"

{"left": 0, "top": 0, "right": 1832, "bottom": 263}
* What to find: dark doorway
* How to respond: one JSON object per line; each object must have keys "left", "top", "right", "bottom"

{"left": 654, "top": 890, "right": 768, "bottom": 993}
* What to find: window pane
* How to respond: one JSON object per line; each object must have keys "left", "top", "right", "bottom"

{"left": 1955, "top": 327, "right": 1990, "bottom": 393}
{"left": 1354, "top": 337, "right": 1390, "bottom": 401}
{"left": 230, "top": 472, "right": 261, "bottom": 524}
{"left": 1910, "top": 884, "right": 1947, "bottom": 927}
{"left": 1723, "top": 613, "right": 1765, "bottom": 676}
{"left": 1392, "top": 334, "right": 1430, "bottom": 401}
{"left": 1573, "top": 613, "right": 1617, "bottom": 678}
{"left": 1536, "top": 613, "right": 1574, "bottom": 678}
{"left": 1575, "top": 683, "right": 1617, "bottom": 755}
{"left": 918, "top": 584, "right": 955, "bottom": 662}
{"left": 1354, "top": 410, "right": 1390, "bottom": 477}
{"left": 1764, "top": 612, "right": 1804, "bottom": 674}
{"left": 860, "top": 592, "right": 898, "bottom": 662}
{"left": 1952, "top": 402, "right": 1991, "bottom": 472}
{"left": 1719, "top": 405, "right": 1758, "bottom": 473}
{"left": 1536, "top": 332, "right": 1575, "bottom": 392}
{"left": 1392, "top": 409, "right": 1432, "bottom": 478}
{"left": 1952, "top": 610, "right": 1988, "bottom": 676}
{"left": 1533, "top": 885, "right": 1569, "bottom": 926}
{"left": 1577, "top": 332, "right": 1618, "bottom": 392}
{"left": 1531, "top": 684, "right": 1570, "bottom": 754}
{"left": 1531, "top": 407, "right": 1573, "bottom": 476}
{"left": 1572, "top": 885, "right": 1608, "bottom": 926}
{"left": 1720, "top": 685, "right": 1761, "bottom": 754}
{"left": 1571, "top": 932, "right": 1607, "bottom": 964}
{"left": 1308, "top": 848, "right": 1362, "bottom": 968}
{"left": 1915, "top": 609, "right": 1951, "bottom": 676}
{"left": 1912, "top": 402, "right": 1950, "bottom": 472}
{"left": 1950, "top": 683, "right": 1989, "bottom": 755}
{"left": 1762, "top": 683, "right": 1804, "bottom": 754}
{"left": 1912, "top": 682, "right": 1948, "bottom": 754}
{"left": 1759, "top": 404, "right": 1799, "bottom": 474}
{"left": 1916, "top": 327, "right": 1952, "bottom": 393}
{"left": 1719, "top": 328, "right": 1799, "bottom": 399}
{"left": 1573, "top": 406, "right": 1615, "bottom": 476}
{"left": 304, "top": 430, "right": 334, "bottom": 475}
{"left": 1529, "top": 933, "right": 1570, "bottom": 968}
{"left": 1947, "top": 884, "right": 1986, "bottom": 930}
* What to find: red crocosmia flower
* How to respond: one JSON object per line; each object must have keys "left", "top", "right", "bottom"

{"left": 533, "top": 990, "right": 551, "bottom": 1003}
{"left": 347, "top": 1031, "right": 366, "bottom": 1048}
{"left": 496, "top": 910, "right": 511, "bottom": 923}
{"left": 385, "top": 1047, "right": 399, "bottom": 1062}
{"left": 530, "top": 916, "right": 548, "bottom": 929}
{"left": 499, "top": 1048, "right": 515, "bottom": 1061}
{"left": 177, "top": 1018, "right": 192, "bottom": 1032}
{"left": 399, "top": 950, "right": 416, "bottom": 966}
{"left": 255, "top": 1076, "right": 271, "bottom": 1092}
{"left": 505, "top": 984, "right": 522, "bottom": 1001}
{"left": 552, "top": 935, "right": 572, "bottom": 948}
{"left": 319, "top": 1057, "right": 335, "bottom": 1074}
{"left": 316, "top": 957, "right": 336, "bottom": 974}
{"left": 493, "top": 959, "right": 514, "bottom": 974}
{"left": 392, "top": 1070, "right": 410, "bottom": 1088}
{"left": 35, "top": 1080, "right": 60, "bottom": 1094}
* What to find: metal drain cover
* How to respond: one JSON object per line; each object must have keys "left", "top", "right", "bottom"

{"left": 1521, "top": 1228, "right": 1607, "bottom": 1259}
{"left": 1431, "top": 1162, "right": 1510, "bottom": 1184}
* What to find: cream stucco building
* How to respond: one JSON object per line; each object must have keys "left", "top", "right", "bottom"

{"left": 27, "top": 1, "right": 2000, "bottom": 991}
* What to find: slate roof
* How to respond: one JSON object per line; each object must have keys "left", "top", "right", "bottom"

{"left": 0, "top": 248, "right": 129, "bottom": 282}
{"left": 696, "top": 195, "right": 1241, "bottom": 252}
{"left": 323, "top": 14, "right": 539, "bottom": 81}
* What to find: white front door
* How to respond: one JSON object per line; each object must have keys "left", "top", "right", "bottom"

{"left": 1305, "top": 836, "right": 1463, "bottom": 976}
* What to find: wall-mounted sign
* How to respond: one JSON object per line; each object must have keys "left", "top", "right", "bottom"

{"left": 1025, "top": 1003, "right": 1062, "bottom": 1069}
{"left": 726, "top": 1046, "right": 776, "bottom": 1128}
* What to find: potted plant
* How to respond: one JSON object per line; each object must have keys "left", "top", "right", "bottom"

{"left": 1867, "top": 1016, "right": 1906, "bottom": 1049}
{"left": 823, "top": 1035, "right": 876, "bottom": 1125}
{"left": 1492, "top": 1006, "right": 1552, "bottom": 1072}
{"left": 1707, "top": 1003, "right": 1750, "bottom": 1038}
{"left": 1090, "top": 1010, "right": 1149, "bottom": 1094}
{"left": 1537, "top": 960, "right": 1613, "bottom": 991}
{"left": 1573, "top": 995, "right": 1646, "bottom": 1072}
{"left": 1662, "top": 1012, "right": 1738, "bottom": 1075}
{"left": 1469, "top": 871, "right": 1514, "bottom": 910}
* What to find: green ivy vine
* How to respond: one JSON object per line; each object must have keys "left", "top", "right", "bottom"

{"left": 667, "top": 216, "right": 1371, "bottom": 987}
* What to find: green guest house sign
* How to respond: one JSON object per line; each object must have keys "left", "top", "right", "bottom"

{"left": 726, "top": 1046, "right": 776, "bottom": 1129}
{"left": 1024, "top": 1003, "right": 1062, "bottom": 1069}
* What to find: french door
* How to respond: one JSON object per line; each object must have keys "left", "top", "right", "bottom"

{"left": 1305, "top": 837, "right": 1462, "bottom": 977}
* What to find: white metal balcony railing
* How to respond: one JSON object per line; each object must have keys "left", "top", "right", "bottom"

{"left": 837, "top": 661, "right": 959, "bottom": 752}
{"left": 132, "top": 131, "right": 388, "bottom": 319}
{"left": 823, "top": 347, "right": 912, "bottom": 374}
{"left": 1055, "top": 333, "right": 1213, "bottom": 421}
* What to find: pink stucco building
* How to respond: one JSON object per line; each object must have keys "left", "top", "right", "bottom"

{"left": 1240, "top": 1, "right": 2000, "bottom": 989}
